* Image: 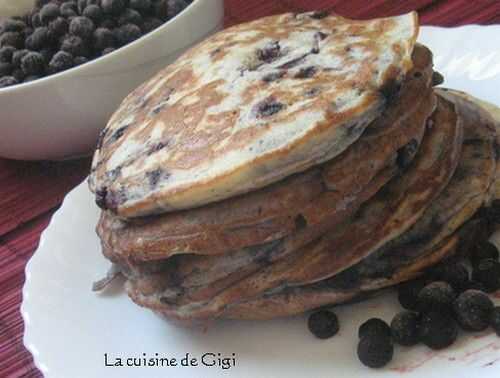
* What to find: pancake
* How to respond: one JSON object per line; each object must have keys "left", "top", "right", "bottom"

{"left": 358, "top": 90, "right": 498, "bottom": 278}
{"left": 223, "top": 232, "right": 462, "bottom": 320}
{"left": 97, "top": 44, "right": 435, "bottom": 261}
{"left": 89, "top": 11, "right": 418, "bottom": 218}
{"left": 123, "top": 95, "right": 463, "bottom": 321}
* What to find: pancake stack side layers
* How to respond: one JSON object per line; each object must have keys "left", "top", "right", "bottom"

{"left": 89, "top": 11, "right": 500, "bottom": 324}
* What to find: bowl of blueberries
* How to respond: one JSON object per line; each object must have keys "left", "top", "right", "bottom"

{"left": 0, "top": 0, "right": 224, "bottom": 160}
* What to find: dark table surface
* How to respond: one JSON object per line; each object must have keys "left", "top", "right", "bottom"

{"left": 1, "top": 1, "right": 500, "bottom": 377}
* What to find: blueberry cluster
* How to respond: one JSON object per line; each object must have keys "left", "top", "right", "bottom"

{"left": 0, "top": 0, "right": 192, "bottom": 88}
{"left": 306, "top": 240, "right": 500, "bottom": 369}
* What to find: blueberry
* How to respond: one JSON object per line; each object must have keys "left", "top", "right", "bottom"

{"left": 40, "top": 47, "right": 55, "bottom": 64}
{"left": 40, "top": 3, "right": 61, "bottom": 25}
{"left": 77, "top": 0, "right": 88, "bottom": 14}
{"left": 461, "top": 280, "right": 486, "bottom": 292}
{"left": 430, "top": 262, "right": 469, "bottom": 292}
{"left": 0, "top": 19, "right": 27, "bottom": 33}
{"left": 101, "top": 0, "right": 127, "bottom": 15}
{"left": 152, "top": 0, "right": 168, "bottom": 20}
{"left": 48, "top": 17, "right": 69, "bottom": 37}
{"left": 453, "top": 290, "right": 494, "bottom": 331}
{"left": 118, "top": 8, "right": 143, "bottom": 26}
{"left": 25, "top": 27, "right": 51, "bottom": 50}
{"left": 99, "top": 18, "right": 117, "bottom": 29}
{"left": 472, "top": 258, "right": 500, "bottom": 293}
{"left": 60, "top": 2, "right": 78, "bottom": 18}
{"left": 83, "top": 5, "right": 103, "bottom": 24}
{"left": 307, "top": 310, "right": 339, "bottom": 339}
{"left": 11, "top": 68, "right": 25, "bottom": 82}
{"left": 391, "top": 311, "right": 420, "bottom": 346}
{"left": 24, "top": 75, "right": 41, "bottom": 82}
{"left": 21, "top": 52, "right": 45, "bottom": 75}
{"left": 101, "top": 47, "right": 115, "bottom": 55}
{"left": 31, "top": 12, "right": 42, "bottom": 28}
{"left": 165, "top": 0, "right": 191, "bottom": 19}
{"left": 141, "top": 17, "right": 162, "bottom": 33}
{"left": 490, "top": 306, "right": 500, "bottom": 336}
{"left": 129, "top": 0, "right": 152, "bottom": 12}
{"left": 0, "top": 32, "right": 24, "bottom": 48}
{"left": 35, "top": 0, "right": 52, "bottom": 7}
{"left": 48, "top": 51, "right": 74, "bottom": 73}
{"left": 0, "top": 46, "right": 16, "bottom": 62}
{"left": 357, "top": 336, "right": 393, "bottom": 368}
{"left": 61, "top": 35, "right": 89, "bottom": 57}
{"left": 419, "top": 311, "right": 458, "bottom": 350}
{"left": 69, "top": 16, "right": 95, "bottom": 39}
{"left": 470, "top": 242, "right": 499, "bottom": 266}
{"left": 93, "top": 27, "right": 115, "bottom": 50}
{"left": 74, "top": 55, "right": 89, "bottom": 65}
{"left": 358, "top": 318, "right": 391, "bottom": 339}
{"left": 417, "top": 281, "right": 456, "bottom": 313}
{"left": 77, "top": 0, "right": 101, "bottom": 14}
{"left": 23, "top": 27, "right": 34, "bottom": 39}
{"left": 0, "top": 61, "right": 13, "bottom": 76}
{"left": 11, "top": 49, "right": 29, "bottom": 68}
{"left": 114, "top": 23, "right": 142, "bottom": 45}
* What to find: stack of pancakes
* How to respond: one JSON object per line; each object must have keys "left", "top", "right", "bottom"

{"left": 89, "top": 11, "right": 500, "bottom": 323}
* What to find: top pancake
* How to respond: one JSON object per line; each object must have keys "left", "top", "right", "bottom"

{"left": 96, "top": 44, "right": 435, "bottom": 261}
{"left": 89, "top": 11, "right": 418, "bottom": 218}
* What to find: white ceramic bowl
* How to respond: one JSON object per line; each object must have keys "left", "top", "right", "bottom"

{"left": 0, "top": 0, "right": 224, "bottom": 160}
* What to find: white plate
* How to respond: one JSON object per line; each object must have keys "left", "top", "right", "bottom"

{"left": 22, "top": 25, "right": 500, "bottom": 378}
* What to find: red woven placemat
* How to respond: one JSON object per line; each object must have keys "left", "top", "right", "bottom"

{"left": 1, "top": 1, "right": 499, "bottom": 377}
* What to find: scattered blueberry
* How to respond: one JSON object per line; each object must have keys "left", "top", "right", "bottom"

{"left": 398, "top": 279, "right": 426, "bottom": 311}
{"left": 417, "top": 281, "right": 456, "bottom": 313}
{"left": 357, "top": 336, "right": 393, "bottom": 368}
{"left": 453, "top": 290, "right": 494, "bottom": 331}
{"left": 419, "top": 311, "right": 458, "bottom": 350}
{"left": 391, "top": 311, "right": 420, "bottom": 346}
{"left": 430, "top": 262, "right": 469, "bottom": 292}
{"left": 358, "top": 318, "right": 391, "bottom": 340}
{"left": 472, "top": 258, "right": 500, "bottom": 293}
{"left": 308, "top": 310, "right": 339, "bottom": 339}
{"left": 490, "top": 307, "right": 500, "bottom": 336}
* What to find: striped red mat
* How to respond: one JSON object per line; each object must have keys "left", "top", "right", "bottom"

{"left": 1, "top": 1, "right": 500, "bottom": 377}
